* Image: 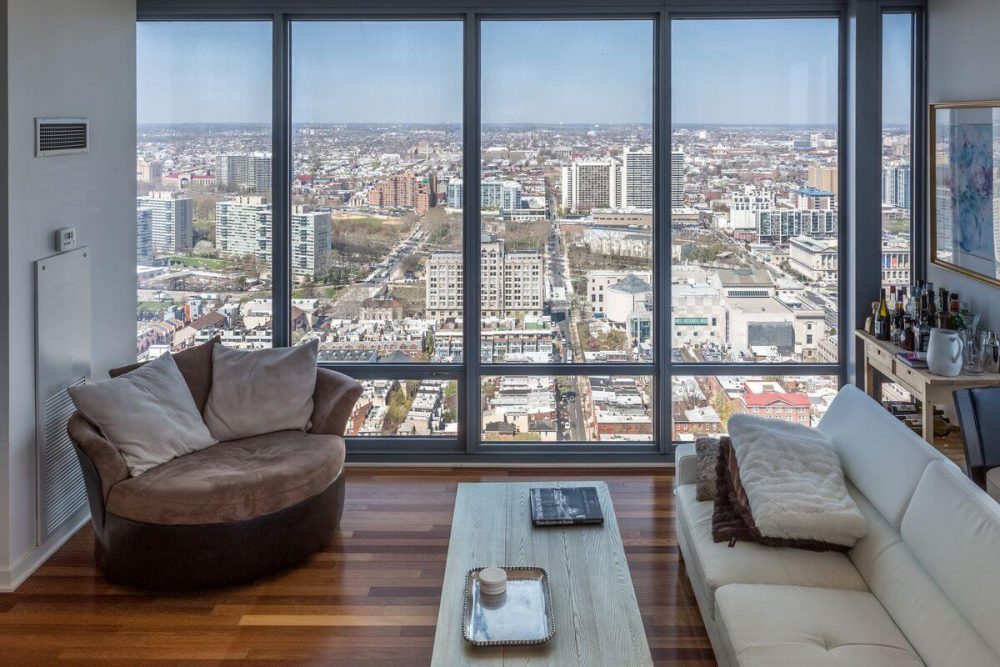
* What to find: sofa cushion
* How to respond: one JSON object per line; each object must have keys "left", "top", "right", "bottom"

{"left": 204, "top": 341, "right": 319, "bottom": 442}
{"left": 107, "top": 430, "right": 346, "bottom": 525}
{"left": 110, "top": 337, "right": 218, "bottom": 413}
{"left": 69, "top": 352, "right": 217, "bottom": 476}
{"left": 902, "top": 461, "right": 1000, "bottom": 662}
{"left": 715, "top": 584, "right": 923, "bottom": 667}
{"left": 817, "top": 384, "right": 944, "bottom": 528}
{"left": 847, "top": 482, "right": 996, "bottom": 667}
{"left": 675, "top": 484, "right": 867, "bottom": 619}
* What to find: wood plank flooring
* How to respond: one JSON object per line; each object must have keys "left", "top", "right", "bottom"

{"left": 1, "top": 468, "right": 715, "bottom": 666}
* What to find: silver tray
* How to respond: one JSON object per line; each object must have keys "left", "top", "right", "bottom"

{"left": 462, "top": 566, "right": 555, "bottom": 646}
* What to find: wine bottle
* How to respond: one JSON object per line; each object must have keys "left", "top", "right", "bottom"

{"left": 875, "top": 288, "right": 891, "bottom": 341}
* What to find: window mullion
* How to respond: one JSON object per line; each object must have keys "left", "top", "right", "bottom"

{"left": 462, "top": 11, "right": 482, "bottom": 454}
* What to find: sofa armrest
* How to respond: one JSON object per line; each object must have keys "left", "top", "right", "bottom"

{"left": 310, "top": 368, "right": 363, "bottom": 437}
{"left": 67, "top": 413, "right": 129, "bottom": 502}
{"left": 674, "top": 442, "right": 698, "bottom": 490}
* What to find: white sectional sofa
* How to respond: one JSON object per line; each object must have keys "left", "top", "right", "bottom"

{"left": 674, "top": 384, "right": 1000, "bottom": 667}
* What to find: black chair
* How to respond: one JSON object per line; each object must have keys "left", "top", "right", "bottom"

{"left": 953, "top": 386, "right": 1000, "bottom": 488}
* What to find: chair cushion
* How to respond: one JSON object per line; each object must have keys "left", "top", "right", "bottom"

{"left": 817, "top": 385, "right": 945, "bottom": 529}
{"left": 902, "top": 461, "right": 1000, "bottom": 662}
{"left": 203, "top": 341, "right": 318, "bottom": 442}
{"left": 70, "top": 353, "right": 216, "bottom": 476}
{"left": 715, "top": 584, "right": 923, "bottom": 667}
{"left": 675, "top": 485, "right": 867, "bottom": 620}
{"left": 107, "top": 431, "right": 346, "bottom": 525}
{"left": 110, "top": 336, "right": 218, "bottom": 413}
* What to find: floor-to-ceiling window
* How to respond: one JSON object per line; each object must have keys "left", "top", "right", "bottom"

{"left": 479, "top": 19, "right": 656, "bottom": 445}
{"left": 135, "top": 2, "right": 916, "bottom": 459}
{"left": 289, "top": 20, "right": 464, "bottom": 440}
{"left": 136, "top": 22, "right": 272, "bottom": 360}
{"left": 882, "top": 12, "right": 916, "bottom": 292}
{"left": 670, "top": 17, "right": 842, "bottom": 437}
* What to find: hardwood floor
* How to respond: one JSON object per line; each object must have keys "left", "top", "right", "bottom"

{"left": 3, "top": 468, "right": 715, "bottom": 666}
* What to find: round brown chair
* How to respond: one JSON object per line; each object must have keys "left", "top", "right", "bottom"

{"left": 68, "top": 338, "right": 362, "bottom": 590}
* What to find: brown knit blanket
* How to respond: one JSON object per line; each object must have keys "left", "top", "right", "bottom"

{"left": 711, "top": 436, "right": 851, "bottom": 553}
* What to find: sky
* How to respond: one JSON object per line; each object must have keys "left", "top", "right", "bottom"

{"left": 137, "top": 17, "right": 911, "bottom": 127}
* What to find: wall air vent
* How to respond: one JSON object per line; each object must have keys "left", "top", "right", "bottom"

{"left": 35, "top": 117, "right": 89, "bottom": 157}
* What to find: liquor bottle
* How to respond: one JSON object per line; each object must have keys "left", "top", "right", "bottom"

{"left": 889, "top": 285, "right": 897, "bottom": 311}
{"left": 927, "top": 291, "right": 937, "bottom": 331}
{"left": 865, "top": 301, "right": 877, "bottom": 335}
{"left": 902, "top": 315, "right": 915, "bottom": 351}
{"left": 875, "top": 288, "right": 891, "bottom": 341}
{"left": 892, "top": 297, "right": 905, "bottom": 345}
{"left": 918, "top": 302, "right": 932, "bottom": 352}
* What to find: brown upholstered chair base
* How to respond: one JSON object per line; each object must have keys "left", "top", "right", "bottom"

{"left": 74, "top": 444, "right": 346, "bottom": 591}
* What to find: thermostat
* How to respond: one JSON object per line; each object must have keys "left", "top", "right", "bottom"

{"left": 55, "top": 227, "right": 77, "bottom": 252}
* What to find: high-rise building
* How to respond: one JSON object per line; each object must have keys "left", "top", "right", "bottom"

{"left": 137, "top": 191, "right": 193, "bottom": 254}
{"left": 882, "top": 163, "right": 911, "bottom": 210}
{"left": 794, "top": 186, "right": 836, "bottom": 210}
{"left": 216, "top": 196, "right": 330, "bottom": 280}
{"left": 561, "top": 160, "right": 617, "bottom": 213}
{"left": 756, "top": 209, "right": 838, "bottom": 244}
{"left": 136, "top": 159, "right": 163, "bottom": 184}
{"left": 807, "top": 165, "right": 839, "bottom": 197}
{"left": 671, "top": 151, "right": 685, "bottom": 207}
{"left": 291, "top": 205, "right": 331, "bottom": 280}
{"left": 136, "top": 208, "right": 153, "bottom": 264}
{"left": 447, "top": 179, "right": 464, "bottom": 208}
{"left": 426, "top": 233, "right": 543, "bottom": 320}
{"left": 728, "top": 185, "right": 773, "bottom": 230}
{"left": 621, "top": 145, "right": 653, "bottom": 209}
{"left": 216, "top": 196, "right": 271, "bottom": 264}
{"left": 216, "top": 153, "right": 272, "bottom": 193}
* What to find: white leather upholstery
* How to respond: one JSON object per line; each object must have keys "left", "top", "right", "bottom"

{"left": 676, "top": 485, "right": 867, "bottom": 620}
{"left": 675, "top": 384, "right": 1000, "bottom": 667}
{"left": 903, "top": 461, "right": 1000, "bottom": 661}
{"left": 817, "top": 384, "right": 945, "bottom": 528}
{"left": 715, "top": 584, "right": 924, "bottom": 667}
{"left": 849, "top": 482, "right": 998, "bottom": 667}
{"left": 675, "top": 442, "right": 698, "bottom": 488}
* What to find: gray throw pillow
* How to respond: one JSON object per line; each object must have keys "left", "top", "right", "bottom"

{"left": 203, "top": 340, "right": 319, "bottom": 442}
{"left": 695, "top": 437, "right": 721, "bottom": 501}
{"left": 68, "top": 352, "right": 216, "bottom": 476}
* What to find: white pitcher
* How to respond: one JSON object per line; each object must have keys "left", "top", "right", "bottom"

{"left": 927, "top": 328, "right": 965, "bottom": 377}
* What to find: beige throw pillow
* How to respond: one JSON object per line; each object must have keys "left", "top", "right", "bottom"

{"left": 203, "top": 341, "right": 319, "bottom": 442}
{"left": 68, "top": 352, "right": 216, "bottom": 476}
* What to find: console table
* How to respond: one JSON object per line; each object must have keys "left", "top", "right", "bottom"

{"left": 855, "top": 329, "right": 1000, "bottom": 446}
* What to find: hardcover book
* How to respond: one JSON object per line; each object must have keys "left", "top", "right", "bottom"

{"left": 530, "top": 486, "right": 604, "bottom": 526}
{"left": 896, "top": 351, "right": 928, "bottom": 369}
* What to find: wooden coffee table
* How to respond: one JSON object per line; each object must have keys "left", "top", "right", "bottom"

{"left": 431, "top": 481, "right": 653, "bottom": 666}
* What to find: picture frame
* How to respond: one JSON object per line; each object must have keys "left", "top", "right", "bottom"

{"left": 930, "top": 100, "right": 1000, "bottom": 288}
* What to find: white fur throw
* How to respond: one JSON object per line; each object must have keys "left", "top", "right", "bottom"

{"left": 728, "top": 414, "right": 866, "bottom": 547}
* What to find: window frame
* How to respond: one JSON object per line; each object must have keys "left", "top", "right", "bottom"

{"left": 136, "top": 0, "right": 924, "bottom": 463}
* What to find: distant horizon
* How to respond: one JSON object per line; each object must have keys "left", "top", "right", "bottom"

{"left": 137, "top": 121, "right": 856, "bottom": 129}
{"left": 138, "top": 18, "right": 910, "bottom": 126}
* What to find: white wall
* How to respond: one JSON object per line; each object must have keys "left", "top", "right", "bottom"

{"left": 927, "top": 0, "right": 1000, "bottom": 329}
{"left": 1, "top": 0, "right": 135, "bottom": 588}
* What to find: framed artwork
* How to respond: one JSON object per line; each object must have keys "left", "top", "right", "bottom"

{"left": 931, "top": 101, "right": 1000, "bottom": 287}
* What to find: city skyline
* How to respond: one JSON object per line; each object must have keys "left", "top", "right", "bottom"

{"left": 138, "top": 18, "right": 912, "bottom": 126}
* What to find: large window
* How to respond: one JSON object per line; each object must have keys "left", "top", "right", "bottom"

{"left": 480, "top": 20, "right": 654, "bottom": 366}
{"left": 290, "top": 21, "right": 463, "bottom": 364}
{"left": 882, "top": 13, "right": 915, "bottom": 291}
{"left": 135, "top": 3, "right": 913, "bottom": 458}
{"left": 136, "top": 22, "right": 272, "bottom": 360}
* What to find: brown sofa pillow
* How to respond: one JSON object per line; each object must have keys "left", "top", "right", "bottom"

{"left": 711, "top": 437, "right": 850, "bottom": 553}
{"left": 110, "top": 336, "right": 219, "bottom": 413}
{"left": 695, "top": 437, "right": 721, "bottom": 501}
